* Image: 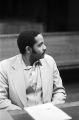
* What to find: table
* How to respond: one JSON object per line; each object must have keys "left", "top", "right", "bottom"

{"left": 9, "top": 102, "right": 79, "bottom": 120}
{"left": 1, "top": 102, "right": 79, "bottom": 120}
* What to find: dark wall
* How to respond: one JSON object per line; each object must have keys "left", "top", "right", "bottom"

{"left": 0, "top": 0, "right": 46, "bottom": 21}
{"left": 59, "top": 68, "right": 79, "bottom": 85}
{"left": 46, "top": 0, "right": 68, "bottom": 32}
{"left": 68, "top": 0, "right": 79, "bottom": 31}
{"left": 0, "top": 0, "right": 79, "bottom": 32}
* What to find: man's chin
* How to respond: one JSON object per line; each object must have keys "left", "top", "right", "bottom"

{"left": 40, "top": 53, "right": 45, "bottom": 59}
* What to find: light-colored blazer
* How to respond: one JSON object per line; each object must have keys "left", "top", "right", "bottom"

{"left": 0, "top": 54, "right": 66, "bottom": 110}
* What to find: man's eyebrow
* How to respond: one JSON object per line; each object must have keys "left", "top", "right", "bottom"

{"left": 38, "top": 42, "right": 43, "bottom": 46}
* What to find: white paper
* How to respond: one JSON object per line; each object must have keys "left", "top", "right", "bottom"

{"left": 24, "top": 103, "right": 72, "bottom": 120}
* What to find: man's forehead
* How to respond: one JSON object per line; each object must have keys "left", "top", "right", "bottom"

{"left": 35, "top": 34, "right": 44, "bottom": 42}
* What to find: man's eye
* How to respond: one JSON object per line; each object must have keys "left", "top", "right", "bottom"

{"left": 38, "top": 44, "right": 42, "bottom": 47}
{"left": 38, "top": 42, "right": 43, "bottom": 47}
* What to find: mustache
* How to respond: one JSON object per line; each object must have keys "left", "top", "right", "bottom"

{"left": 42, "top": 49, "right": 46, "bottom": 55}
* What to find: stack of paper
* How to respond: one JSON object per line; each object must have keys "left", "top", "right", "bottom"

{"left": 24, "top": 103, "right": 72, "bottom": 120}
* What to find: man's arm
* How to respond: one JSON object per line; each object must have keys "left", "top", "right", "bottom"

{"left": 0, "top": 62, "right": 22, "bottom": 111}
{"left": 52, "top": 60, "right": 66, "bottom": 105}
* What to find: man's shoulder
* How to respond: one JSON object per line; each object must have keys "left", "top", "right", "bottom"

{"left": 44, "top": 54, "right": 55, "bottom": 62}
{"left": 41, "top": 54, "right": 57, "bottom": 68}
{"left": 0, "top": 54, "right": 20, "bottom": 67}
{"left": 41, "top": 54, "right": 56, "bottom": 66}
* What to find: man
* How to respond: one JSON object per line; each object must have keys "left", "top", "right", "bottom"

{"left": 0, "top": 31, "right": 66, "bottom": 111}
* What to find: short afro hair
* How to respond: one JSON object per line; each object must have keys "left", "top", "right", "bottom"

{"left": 17, "top": 31, "right": 40, "bottom": 54}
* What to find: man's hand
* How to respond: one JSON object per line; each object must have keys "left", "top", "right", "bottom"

{"left": 6, "top": 104, "right": 22, "bottom": 111}
{"left": 53, "top": 99, "right": 65, "bottom": 105}
{"left": 52, "top": 93, "right": 66, "bottom": 105}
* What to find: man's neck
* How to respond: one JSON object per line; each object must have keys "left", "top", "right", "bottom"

{"left": 22, "top": 54, "right": 31, "bottom": 66}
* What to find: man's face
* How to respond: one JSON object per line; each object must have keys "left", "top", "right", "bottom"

{"left": 31, "top": 34, "right": 46, "bottom": 61}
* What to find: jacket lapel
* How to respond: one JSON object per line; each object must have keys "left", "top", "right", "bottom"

{"left": 11, "top": 55, "right": 27, "bottom": 106}
{"left": 40, "top": 59, "right": 53, "bottom": 103}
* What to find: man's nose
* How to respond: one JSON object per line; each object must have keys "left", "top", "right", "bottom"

{"left": 43, "top": 44, "right": 46, "bottom": 52}
{"left": 43, "top": 44, "right": 47, "bottom": 51}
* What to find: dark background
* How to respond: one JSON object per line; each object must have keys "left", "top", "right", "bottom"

{"left": 0, "top": 0, "right": 79, "bottom": 32}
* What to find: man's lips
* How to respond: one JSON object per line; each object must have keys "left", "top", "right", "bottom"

{"left": 41, "top": 51, "right": 46, "bottom": 57}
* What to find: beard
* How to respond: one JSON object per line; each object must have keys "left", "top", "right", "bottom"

{"left": 30, "top": 48, "right": 46, "bottom": 64}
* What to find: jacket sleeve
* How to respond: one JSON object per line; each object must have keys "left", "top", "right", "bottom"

{"left": 0, "top": 62, "right": 22, "bottom": 111}
{"left": 52, "top": 59, "right": 66, "bottom": 105}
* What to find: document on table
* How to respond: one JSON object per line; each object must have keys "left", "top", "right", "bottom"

{"left": 24, "top": 103, "right": 72, "bottom": 120}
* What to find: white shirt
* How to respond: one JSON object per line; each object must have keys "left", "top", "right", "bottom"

{"left": 21, "top": 58, "right": 43, "bottom": 106}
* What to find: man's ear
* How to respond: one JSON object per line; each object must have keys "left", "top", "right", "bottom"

{"left": 25, "top": 46, "right": 32, "bottom": 54}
